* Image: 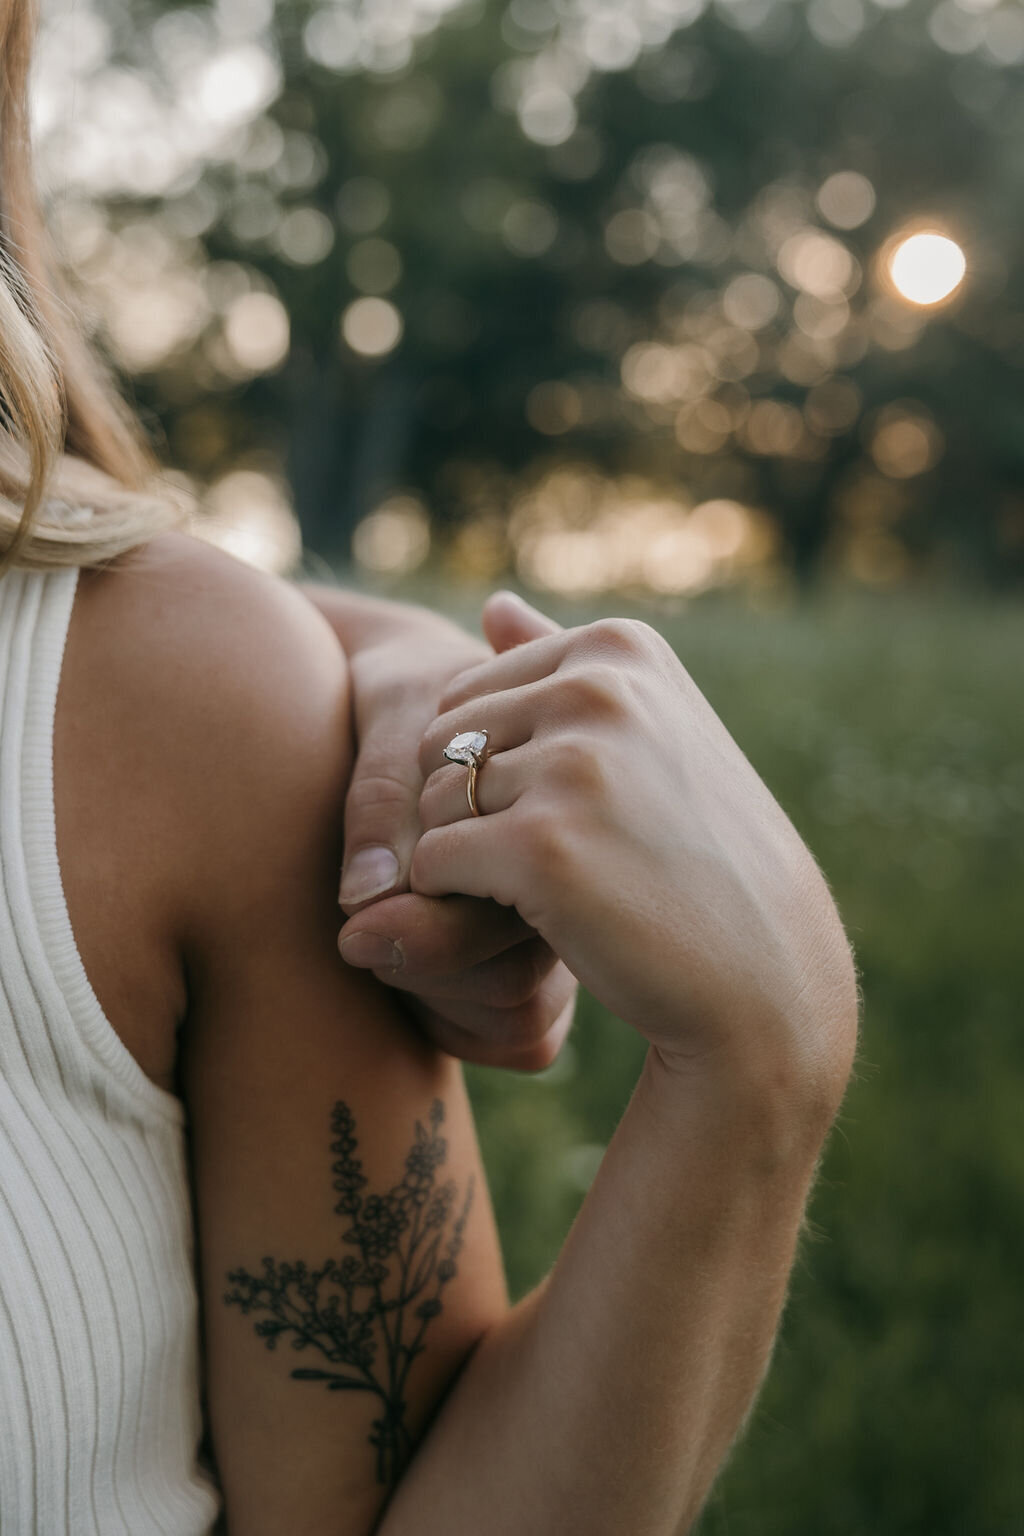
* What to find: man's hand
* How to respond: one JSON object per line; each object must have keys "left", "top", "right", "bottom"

{"left": 300, "top": 585, "right": 577, "bottom": 1070}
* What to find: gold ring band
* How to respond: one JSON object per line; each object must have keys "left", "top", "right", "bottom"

{"left": 466, "top": 758, "right": 481, "bottom": 817}
{"left": 443, "top": 729, "right": 489, "bottom": 819}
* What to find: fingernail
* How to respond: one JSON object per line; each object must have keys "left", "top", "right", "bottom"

{"left": 339, "top": 846, "right": 400, "bottom": 907}
{"left": 339, "top": 933, "right": 403, "bottom": 971}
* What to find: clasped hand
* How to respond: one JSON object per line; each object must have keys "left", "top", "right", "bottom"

{"left": 333, "top": 590, "right": 576, "bottom": 1071}
{"left": 415, "top": 610, "right": 858, "bottom": 1090}
{"left": 335, "top": 589, "right": 857, "bottom": 1102}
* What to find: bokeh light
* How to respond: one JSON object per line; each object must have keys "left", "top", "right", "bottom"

{"left": 341, "top": 297, "right": 404, "bottom": 357}
{"left": 195, "top": 469, "right": 303, "bottom": 573}
{"left": 274, "top": 206, "right": 335, "bottom": 266}
{"left": 722, "top": 273, "right": 781, "bottom": 331}
{"left": 816, "top": 171, "right": 876, "bottom": 231}
{"left": 223, "top": 290, "right": 290, "bottom": 373}
{"left": 518, "top": 85, "right": 578, "bottom": 145}
{"left": 336, "top": 177, "right": 391, "bottom": 234}
{"left": 888, "top": 232, "right": 967, "bottom": 305}
{"left": 868, "top": 404, "right": 945, "bottom": 477}
{"left": 526, "top": 381, "right": 584, "bottom": 434}
{"left": 502, "top": 198, "right": 559, "bottom": 257}
{"left": 346, "top": 238, "right": 403, "bottom": 294}
{"left": 777, "top": 228, "right": 860, "bottom": 299}
{"left": 508, "top": 466, "right": 776, "bottom": 597}
{"left": 353, "top": 495, "right": 432, "bottom": 575}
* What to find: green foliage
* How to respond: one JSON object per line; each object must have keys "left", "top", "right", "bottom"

{"left": 464, "top": 587, "right": 1024, "bottom": 1531}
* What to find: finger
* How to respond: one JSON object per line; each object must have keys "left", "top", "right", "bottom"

{"left": 437, "top": 629, "right": 569, "bottom": 715}
{"left": 338, "top": 731, "right": 425, "bottom": 910}
{"left": 422, "top": 938, "right": 562, "bottom": 1009}
{"left": 410, "top": 811, "right": 524, "bottom": 908}
{"left": 481, "top": 590, "right": 563, "bottom": 654}
{"left": 338, "top": 891, "right": 535, "bottom": 977}
{"left": 418, "top": 677, "right": 551, "bottom": 783}
{"left": 405, "top": 966, "right": 578, "bottom": 1072}
{"left": 344, "top": 931, "right": 561, "bottom": 1011}
{"left": 419, "top": 740, "right": 534, "bottom": 830}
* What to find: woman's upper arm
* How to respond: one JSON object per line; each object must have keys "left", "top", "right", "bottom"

{"left": 148, "top": 539, "right": 508, "bottom": 1535}
{"left": 184, "top": 958, "right": 507, "bottom": 1536}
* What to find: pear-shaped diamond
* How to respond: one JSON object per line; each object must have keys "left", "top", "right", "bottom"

{"left": 443, "top": 729, "right": 488, "bottom": 766}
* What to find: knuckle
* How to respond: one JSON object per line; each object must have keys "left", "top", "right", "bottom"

{"left": 588, "top": 616, "right": 656, "bottom": 659}
{"left": 559, "top": 665, "right": 631, "bottom": 724}
{"left": 497, "top": 995, "right": 553, "bottom": 1053}
{"left": 345, "top": 768, "right": 420, "bottom": 839}
{"left": 489, "top": 944, "right": 551, "bottom": 1010}
{"left": 438, "top": 666, "right": 483, "bottom": 714}
{"left": 588, "top": 616, "right": 641, "bottom": 654}
{"left": 550, "top": 733, "right": 607, "bottom": 796}
{"left": 513, "top": 1027, "right": 563, "bottom": 1074}
{"left": 347, "top": 766, "right": 419, "bottom": 815}
{"left": 515, "top": 802, "right": 564, "bottom": 869}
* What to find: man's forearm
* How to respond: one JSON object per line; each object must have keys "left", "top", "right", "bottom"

{"left": 377, "top": 1043, "right": 835, "bottom": 1536}
{"left": 298, "top": 583, "right": 480, "bottom": 659}
{"left": 297, "top": 583, "right": 403, "bottom": 649}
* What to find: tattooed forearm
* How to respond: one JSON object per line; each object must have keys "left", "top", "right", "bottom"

{"left": 224, "top": 1098, "right": 475, "bottom": 1487}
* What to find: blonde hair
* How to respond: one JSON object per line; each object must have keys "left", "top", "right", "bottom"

{"left": 0, "top": 0, "right": 187, "bottom": 575}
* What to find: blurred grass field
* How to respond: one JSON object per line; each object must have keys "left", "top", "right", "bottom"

{"left": 432, "top": 582, "right": 1024, "bottom": 1533}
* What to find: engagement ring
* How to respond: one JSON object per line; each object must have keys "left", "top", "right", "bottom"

{"left": 443, "top": 730, "right": 489, "bottom": 817}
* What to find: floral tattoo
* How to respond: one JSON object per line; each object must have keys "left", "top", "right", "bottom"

{"left": 224, "top": 1098, "right": 474, "bottom": 1487}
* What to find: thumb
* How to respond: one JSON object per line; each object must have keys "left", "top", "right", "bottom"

{"left": 338, "top": 732, "right": 423, "bottom": 912}
{"left": 482, "top": 590, "right": 562, "bottom": 654}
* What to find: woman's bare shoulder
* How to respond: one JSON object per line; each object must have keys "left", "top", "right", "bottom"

{"left": 75, "top": 529, "right": 346, "bottom": 779}
{"left": 75, "top": 531, "right": 348, "bottom": 743}
{"left": 58, "top": 531, "right": 354, "bottom": 1083}
{"left": 84, "top": 527, "right": 351, "bottom": 893}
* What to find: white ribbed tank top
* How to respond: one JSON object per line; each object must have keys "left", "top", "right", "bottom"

{"left": 0, "top": 566, "right": 220, "bottom": 1534}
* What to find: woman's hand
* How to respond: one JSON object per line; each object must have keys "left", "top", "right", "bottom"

{"left": 414, "top": 607, "right": 858, "bottom": 1107}
{"left": 302, "top": 585, "right": 577, "bottom": 1070}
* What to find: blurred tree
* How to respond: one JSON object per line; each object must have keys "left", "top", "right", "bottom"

{"left": 40, "top": 0, "right": 1024, "bottom": 586}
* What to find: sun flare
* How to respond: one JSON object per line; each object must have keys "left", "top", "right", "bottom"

{"left": 888, "top": 233, "right": 966, "bottom": 307}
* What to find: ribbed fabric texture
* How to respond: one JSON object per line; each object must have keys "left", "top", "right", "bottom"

{"left": 0, "top": 567, "right": 220, "bottom": 1534}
